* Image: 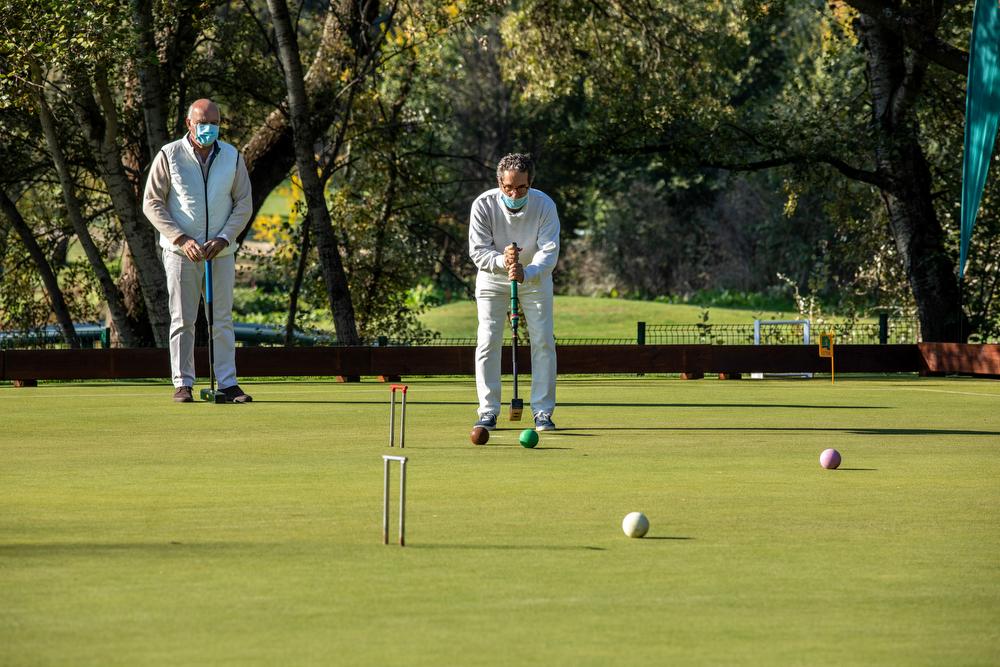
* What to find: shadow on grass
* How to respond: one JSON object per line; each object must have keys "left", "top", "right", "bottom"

{"left": 834, "top": 468, "right": 879, "bottom": 471}
{"left": 0, "top": 541, "right": 247, "bottom": 556}
{"left": 560, "top": 402, "right": 888, "bottom": 410}
{"left": 1, "top": 380, "right": 168, "bottom": 388}
{"left": 641, "top": 536, "right": 694, "bottom": 541}
{"left": 416, "top": 445, "right": 573, "bottom": 450}
{"left": 254, "top": 399, "right": 889, "bottom": 410}
{"left": 558, "top": 427, "right": 1000, "bottom": 437}
{"left": 409, "top": 544, "right": 607, "bottom": 551}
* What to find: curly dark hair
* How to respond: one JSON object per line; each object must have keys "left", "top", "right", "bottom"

{"left": 496, "top": 153, "right": 535, "bottom": 183}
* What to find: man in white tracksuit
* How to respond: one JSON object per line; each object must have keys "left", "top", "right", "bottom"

{"left": 142, "top": 99, "right": 253, "bottom": 403}
{"left": 468, "top": 153, "right": 560, "bottom": 431}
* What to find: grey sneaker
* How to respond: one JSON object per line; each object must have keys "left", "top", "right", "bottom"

{"left": 474, "top": 412, "right": 497, "bottom": 431}
{"left": 534, "top": 412, "right": 556, "bottom": 431}
{"left": 173, "top": 386, "right": 193, "bottom": 403}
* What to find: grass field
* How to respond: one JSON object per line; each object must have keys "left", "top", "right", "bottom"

{"left": 2, "top": 376, "right": 999, "bottom": 665}
{"left": 420, "top": 296, "right": 809, "bottom": 339}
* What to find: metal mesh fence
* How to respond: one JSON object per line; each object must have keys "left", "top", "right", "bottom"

{"left": 373, "top": 336, "right": 640, "bottom": 347}
{"left": 643, "top": 324, "right": 757, "bottom": 346}
{"left": 642, "top": 319, "right": 923, "bottom": 345}
{"left": 811, "top": 320, "right": 922, "bottom": 345}
{"left": 0, "top": 317, "right": 950, "bottom": 350}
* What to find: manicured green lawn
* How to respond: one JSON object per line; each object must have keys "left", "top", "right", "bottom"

{"left": 2, "top": 376, "right": 998, "bottom": 665}
{"left": 420, "top": 295, "right": 802, "bottom": 339}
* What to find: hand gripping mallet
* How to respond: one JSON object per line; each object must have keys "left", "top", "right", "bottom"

{"left": 199, "top": 258, "right": 227, "bottom": 403}
{"left": 509, "top": 245, "right": 524, "bottom": 421}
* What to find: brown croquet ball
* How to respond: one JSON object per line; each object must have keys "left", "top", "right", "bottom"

{"left": 470, "top": 426, "right": 489, "bottom": 445}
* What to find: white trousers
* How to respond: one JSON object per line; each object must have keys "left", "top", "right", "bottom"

{"left": 475, "top": 275, "right": 556, "bottom": 417}
{"left": 162, "top": 250, "right": 238, "bottom": 389}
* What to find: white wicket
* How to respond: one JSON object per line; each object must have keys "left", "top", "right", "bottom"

{"left": 388, "top": 384, "right": 408, "bottom": 448}
{"left": 382, "top": 455, "right": 408, "bottom": 546}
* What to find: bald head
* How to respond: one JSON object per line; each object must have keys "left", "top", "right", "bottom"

{"left": 187, "top": 99, "right": 220, "bottom": 124}
{"left": 185, "top": 99, "right": 221, "bottom": 150}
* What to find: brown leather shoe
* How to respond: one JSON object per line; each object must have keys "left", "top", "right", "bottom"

{"left": 173, "top": 386, "right": 193, "bottom": 403}
{"left": 220, "top": 385, "right": 252, "bottom": 403}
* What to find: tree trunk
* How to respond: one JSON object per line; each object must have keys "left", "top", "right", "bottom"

{"left": 34, "top": 66, "right": 146, "bottom": 348}
{"left": 130, "top": 0, "right": 171, "bottom": 159}
{"left": 114, "top": 246, "right": 157, "bottom": 346}
{"left": 0, "top": 190, "right": 79, "bottom": 347}
{"left": 284, "top": 219, "right": 311, "bottom": 346}
{"left": 242, "top": 0, "right": 383, "bottom": 238}
{"left": 857, "top": 12, "right": 969, "bottom": 342}
{"left": 69, "top": 67, "right": 172, "bottom": 347}
{"left": 358, "top": 155, "right": 399, "bottom": 331}
{"left": 0, "top": 211, "right": 8, "bottom": 284}
{"left": 162, "top": 0, "right": 200, "bottom": 138}
{"left": 358, "top": 65, "right": 412, "bottom": 328}
{"left": 267, "top": 0, "right": 361, "bottom": 345}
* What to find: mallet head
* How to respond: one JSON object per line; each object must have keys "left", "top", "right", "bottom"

{"left": 509, "top": 398, "right": 523, "bottom": 421}
{"left": 200, "top": 388, "right": 227, "bottom": 404}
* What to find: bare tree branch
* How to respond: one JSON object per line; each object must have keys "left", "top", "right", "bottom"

{"left": 840, "top": 0, "right": 969, "bottom": 75}
{"left": 701, "top": 154, "right": 883, "bottom": 187}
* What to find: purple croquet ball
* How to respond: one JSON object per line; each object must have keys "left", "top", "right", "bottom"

{"left": 820, "top": 448, "right": 842, "bottom": 469}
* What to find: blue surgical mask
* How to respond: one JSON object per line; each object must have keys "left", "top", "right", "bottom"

{"left": 194, "top": 123, "right": 219, "bottom": 146}
{"left": 500, "top": 192, "right": 529, "bottom": 210}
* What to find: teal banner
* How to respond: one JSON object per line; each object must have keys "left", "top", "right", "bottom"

{"left": 960, "top": 0, "right": 1000, "bottom": 280}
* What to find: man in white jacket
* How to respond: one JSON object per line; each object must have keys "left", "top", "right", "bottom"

{"left": 142, "top": 99, "right": 253, "bottom": 403}
{"left": 468, "top": 153, "right": 560, "bottom": 431}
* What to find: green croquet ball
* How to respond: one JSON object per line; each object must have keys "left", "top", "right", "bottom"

{"left": 519, "top": 429, "right": 539, "bottom": 448}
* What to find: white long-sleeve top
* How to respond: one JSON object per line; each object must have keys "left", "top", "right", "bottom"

{"left": 468, "top": 188, "right": 560, "bottom": 287}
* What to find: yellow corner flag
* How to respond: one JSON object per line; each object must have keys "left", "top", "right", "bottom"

{"left": 818, "top": 332, "right": 834, "bottom": 383}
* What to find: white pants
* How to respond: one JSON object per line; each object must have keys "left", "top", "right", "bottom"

{"left": 475, "top": 274, "right": 556, "bottom": 417}
{"left": 162, "top": 249, "right": 238, "bottom": 389}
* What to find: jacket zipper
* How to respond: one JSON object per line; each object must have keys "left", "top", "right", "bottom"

{"left": 202, "top": 143, "right": 218, "bottom": 242}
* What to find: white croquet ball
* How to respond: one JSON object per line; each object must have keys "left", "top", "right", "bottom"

{"left": 622, "top": 512, "right": 650, "bottom": 538}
